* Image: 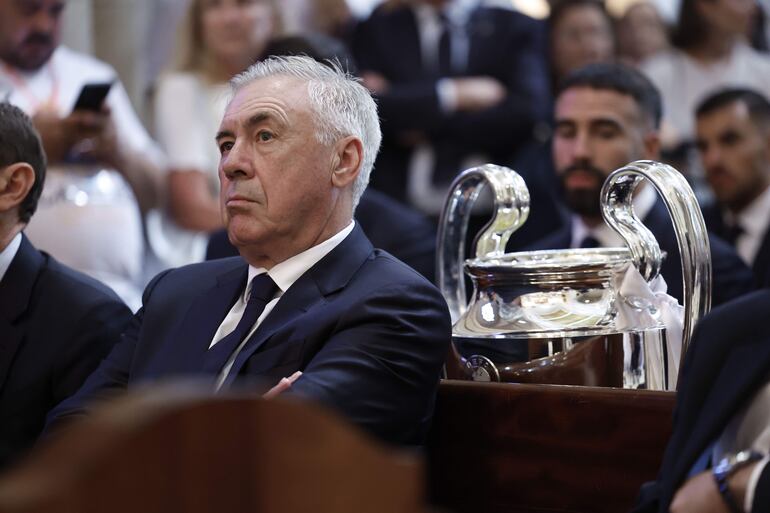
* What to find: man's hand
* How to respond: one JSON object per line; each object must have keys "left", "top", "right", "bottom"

{"left": 32, "top": 106, "right": 120, "bottom": 166}
{"left": 671, "top": 463, "right": 757, "bottom": 513}
{"left": 70, "top": 107, "right": 122, "bottom": 169}
{"left": 32, "top": 107, "right": 79, "bottom": 163}
{"left": 263, "top": 371, "right": 302, "bottom": 399}
{"left": 670, "top": 470, "right": 727, "bottom": 513}
{"left": 452, "top": 76, "right": 506, "bottom": 112}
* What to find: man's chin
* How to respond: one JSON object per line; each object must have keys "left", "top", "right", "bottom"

{"left": 5, "top": 48, "right": 54, "bottom": 71}
{"left": 565, "top": 191, "right": 602, "bottom": 219}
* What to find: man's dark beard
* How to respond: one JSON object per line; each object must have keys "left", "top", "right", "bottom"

{"left": 557, "top": 162, "right": 607, "bottom": 219}
{"left": 1, "top": 33, "right": 55, "bottom": 71}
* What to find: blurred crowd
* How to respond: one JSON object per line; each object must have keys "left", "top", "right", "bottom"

{"left": 3, "top": 0, "right": 770, "bottom": 308}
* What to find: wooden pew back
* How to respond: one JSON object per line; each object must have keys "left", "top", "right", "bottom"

{"left": 427, "top": 381, "right": 675, "bottom": 513}
{"left": 0, "top": 388, "right": 428, "bottom": 513}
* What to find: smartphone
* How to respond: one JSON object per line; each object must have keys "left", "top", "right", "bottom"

{"left": 72, "top": 81, "right": 113, "bottom": 112}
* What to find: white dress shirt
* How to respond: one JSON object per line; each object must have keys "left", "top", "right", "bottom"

{"left": 210, "top": 221, "right": 355, "bottom": 388}
{"left": 0, "top": 233, "right": 22, "bottom": 283}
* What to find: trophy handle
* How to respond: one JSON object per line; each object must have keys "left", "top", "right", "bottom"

{"left": 436, "top": 164, "right": 530, "bottom": 323}
{"left": 601, "top": 160, "right": 712, "bottom": 371}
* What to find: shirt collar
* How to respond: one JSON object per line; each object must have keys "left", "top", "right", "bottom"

{"left": 571, "top": 184, "right": 658, "bottom": 248}
{"left": 729, "top": 184, "right": 770, "bottom": 239}
{"left": 243, "top": 221, "right": 355, "bottom": 301}
{"left": 0, "top": 232, "right": 22, "bottom": 284}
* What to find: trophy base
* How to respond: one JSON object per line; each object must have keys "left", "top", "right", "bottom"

{"left": 447, "top": 328, "right": 670, "bottom": 390}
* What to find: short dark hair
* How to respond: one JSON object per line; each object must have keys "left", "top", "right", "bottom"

{"left": 557, "top": 62, "right": 663, "bottom": 129}
{"left": 671, "top": 0, "right": 707, "bottom": 51}
{"left": 695, "top": 88, "right": 770, "bottom": 130}
{"left": 0, "top": 103, "right": 47, "bottom": 223}
{"left": 549, "top": 0, "right": 612, "bottom": 32}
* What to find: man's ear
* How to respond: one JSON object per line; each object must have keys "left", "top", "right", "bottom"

{"left": 643, "top": 129, "right": 661, "bottom": 160}
{"left": 331, "top": 136, "right": 363, "bottom": 189}
{"left": 0, "top": 163, "right": 35, "bottom": 214}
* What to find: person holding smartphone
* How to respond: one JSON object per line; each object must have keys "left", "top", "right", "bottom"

{"left": 0, "top": 0, "right": 165, "bottom": 310}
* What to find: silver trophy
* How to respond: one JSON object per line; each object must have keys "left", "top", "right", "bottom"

{"left": 437, "top": 161, "right": 711, "bottom": 391}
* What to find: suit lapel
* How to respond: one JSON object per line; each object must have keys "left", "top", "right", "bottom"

{"left": 224, "top": 225, "right": 374, "bottom": 382}
{"left": 671, "top": 334, "right": 770, "bottom": 485}
{"left": 152, "top": 265, "right": 247, "bottom": 375}
{"left": 0, "top": 235, "right": 43, "bottom": 394}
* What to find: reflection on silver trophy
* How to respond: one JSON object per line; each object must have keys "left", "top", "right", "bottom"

{"left": 437, "top": 161, "right": 711, "bottom": 391}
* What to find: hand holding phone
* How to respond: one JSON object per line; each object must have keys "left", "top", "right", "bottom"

{"left": 72, "top": 81, "right": 113, "bottom": 112}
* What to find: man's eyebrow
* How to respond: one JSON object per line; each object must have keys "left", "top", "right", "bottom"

{"left": 590, "top": 118, "right": 623, "bottom": 129}
{"left": 215, "top": 129, "right": 234, "bottom": 142}
{"left": 246, "top": 112, "right": 272, "bottom": 129}
{"left": 215, "top": 112, "right": 280, "bottom": 142}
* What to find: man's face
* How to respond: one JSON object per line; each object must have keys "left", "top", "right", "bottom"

{"left": 696, "top": 0, "right": 755, "bottom": 38}
{"left": 216, "top": 75, "right": 339, "bottom": 264}
{"left": 696, "top": 101, "right": 770, "bottom": 212}
{"left": 553, "top": 86, "right": 655, "bottom": 219}
{"left": 200, "top": 0, "right": 274, "bottom": 65}
{"left": 0, "top": 0, "right": 65, "bottom": 71}
{"left": 551, "top": 5, "right": 614, "bottom": 81}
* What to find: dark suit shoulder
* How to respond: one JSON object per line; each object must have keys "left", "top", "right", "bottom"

{"left": 367, "top": 248, "right": 440, "bottom": 287}
{"left": 37, "top": 254, "right": 126, "bottom": 310}
{"left": 693, "top": 289, "right": 770, "bottom": 349}
{"left": 128, "top": 258, "right": 246, "bottom": 321}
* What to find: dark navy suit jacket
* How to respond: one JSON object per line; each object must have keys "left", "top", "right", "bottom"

{"left": 702, "top": 204, "right": 770, "bottom": 288}
{"left": 49, "top": 225, "right": 452, "bottom": 445}
{"left": 0, "top": 235, "right": 131, "bottom": 469}
{"left": 634, "top": 290, "right": 770, "bottom": 512}
{"left": 352, "top": 4, "right": 550, "bottom": 203}
{"left": 518, "top": 200, "right": 755, "bottom": 307}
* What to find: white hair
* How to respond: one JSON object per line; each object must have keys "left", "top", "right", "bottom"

{"left": 230, "top": 55, "right": 382, "bottom": 209}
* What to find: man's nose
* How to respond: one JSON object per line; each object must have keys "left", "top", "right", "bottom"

{"left": 571, "top": 132, "right": 593, "bottom": 161}
{"left": 220, "top": 142, "right": 252, "bottom": 180}
{"left": 701, "top": 145, "right": 721, "bottom": 171}
{"left": 30, "top": 11, "right": 57, "bottom": 35}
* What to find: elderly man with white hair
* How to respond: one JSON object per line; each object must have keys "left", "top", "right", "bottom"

{"left": 48, "top": 56, "right": 452, "bottom": 446}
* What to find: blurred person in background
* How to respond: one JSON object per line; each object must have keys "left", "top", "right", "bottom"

{"left": 351, "top": 0, "right": 550, "bottom": 218}
{"left": 548, "top": 0, "right": 616, "bottom": 88}
{"left": 150, "top": 0, "right": 278, "bottom": 268}
{"left": 0, "top": 0, "right": 164, "bottom": 310}
{"left": 696, "top": 88, "right": 770, "bottom": 288}
{"left": 518, "top": 62, "right": 754, "bottom": 307}
{"left": 616, "top": 0, "right": 670, "bottom": 67}
{"left": 642, "top": 0, "right": 770, "bottom": 152}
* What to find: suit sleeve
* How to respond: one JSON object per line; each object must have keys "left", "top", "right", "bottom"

{"left": 45, "top": 270, "right": 172, "bottom": 431}
{"left": 630, "top": 308, "right": 711, "bottom": 513}
{"left": 50, "top": 299, "right": 132, "bottom": 410}
{"left": 287, "top": 278, "right": 452, "bottom": 445}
